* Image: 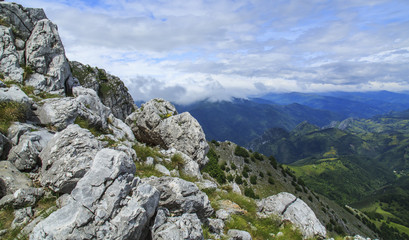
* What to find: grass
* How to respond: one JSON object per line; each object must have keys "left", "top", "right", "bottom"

{"left": 0, "top": 206, "right": 14, "bottom": 230}
{"left": 0, "top": 101, "right": 27, "bottom": 134}
{"left": 74, "top": 117, "right": 105, "bottom": 136}
{"left": 132, "top": 144, "right": 164, "bottom": 162}
{"left": 134, "top": 162, "right": 163, "bottom": 178}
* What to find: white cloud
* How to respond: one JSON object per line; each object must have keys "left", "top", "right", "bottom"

{"left": 11, "top": 0, "right": 409, "bottom": 103}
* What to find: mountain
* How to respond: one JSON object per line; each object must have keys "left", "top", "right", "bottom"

{"left": 257, "top": 91, "right": 409, "bottom": 119}
{"left": 249, "top": 111, "right": 409, "bottom": 239}
{"left": 176, "top": 98, "right": 343, "bottom": 146}
{"left": 0, "top": 2, "right": 377, "bottom": 239}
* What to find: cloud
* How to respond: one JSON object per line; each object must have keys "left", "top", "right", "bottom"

{"left": 12, "top": 0, "right": 409, "bottom": 103}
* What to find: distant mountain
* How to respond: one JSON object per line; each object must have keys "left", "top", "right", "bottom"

{"left": 175, "top": 98, "right": 343, "bottom": 146}
{"left": 257, "top": 91, "right": 409, "bottom": 119}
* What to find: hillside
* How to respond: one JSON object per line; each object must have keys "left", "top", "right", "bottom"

{"left": 0, "top": 2, "right": 379, "bottom": 240}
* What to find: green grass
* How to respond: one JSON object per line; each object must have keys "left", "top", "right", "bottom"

{"left": 132, "top": 144, "right": 164, "bottom": 162}
{"left": 74, "top": 117, "right": 105, "bottom": 136}
{"left": 0, "top": 101, "right": 27, "bottom": 134}
{"left": 134, "top": 162, "right": 163, "bottom": 178}
{"left": 0, "top": 206, "right": 14, "bottom": 229}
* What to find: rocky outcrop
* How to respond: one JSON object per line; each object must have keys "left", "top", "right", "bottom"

{"left": 0, "top": 132, "right": 11, "bottom": 160}
{"left": 142, "top": 176, "right": 213, "bottom": 221}
{"left": 0, "top": 85, "right": 31, "bottom": 105}
{"left": 31, "top": 149, "right": 160, "bottom": 240}
{"left": 8, "top": 129, "right": 53, "bottom": 171}
{"left": 227, "top": 229, "right": 252, "bottom": 240}
{"left": 0, "top": 2, "right": 77, "bottom": 94}
{"left": 36, "top": 86, "right": 111, "bottom": 130}
{"left": 126, "top": 99, "right": 209, "bottom": 174}
{"left": 0, "top": 187, "right": 44, "bottom": 208}
{"left": 0, "top": 161, "right": 32, "bottom": 197}
{"left": 152, "top": 209, "right": 204, "bottom": 240}
{"left": 257, "top": 192, "right": 326, "bottom": 239}
{"left": 39, "top": 124, "right": 101, "bottom": 193}
{"left": 70, "top": 61, "right": 135, "bottom": 120}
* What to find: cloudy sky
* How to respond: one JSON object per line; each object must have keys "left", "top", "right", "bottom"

{"left": 13, "top": 0, "right": 409, "bottom": 104}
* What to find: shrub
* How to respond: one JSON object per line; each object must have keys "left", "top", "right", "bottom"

{"left": 269, "top": 155, "right": 278, "bottom": 169}
{"left": 235, "top": 175, "right": 243, "bottom": 185}
{"left": 250, "top": 175, "right": 257, "bottom": 184}
{"left": 234, "top": 145, "right": 249, "bottom": 158}
{"left": 259, "top": 171, "right": 264, "bottom": 178}
{"left": 202, "top": 148, "right": 226, "bottom": 184}
{"left": 227, "top": 174, "right": 234, "bottom": 182}
{"left": 244, "top": 187, "right": 259, "bottom": 199}
{"left": 268, "top": 177, "right": 275, "bottom": 185}
{"left": 242, "top": 170, "right": 249, "bottom": 178}
{"left": 211, "top": 140, "right": 220, "bottom": 146}
{"left": 244, "top": 158, "right": 249, "bottom": 163}
{"left": 253, "top": 152, "right": 264, "bottom": 161}
{"left": 231, "top": 162, "right": 237, "bottom": 170}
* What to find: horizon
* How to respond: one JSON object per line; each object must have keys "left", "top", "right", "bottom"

{"left": 11, "top": 0, "right": 409, "bottom": 104}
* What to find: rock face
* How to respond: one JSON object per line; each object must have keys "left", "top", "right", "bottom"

{"left": 36, "top": 86, "right": 111, "bottom": 131}
{"left": 8, "top": 129, "right": 53, "bottom": 171}
{"left": 0, "top": 161, "right": 32, "bottom": 197}
{"left": 0, "top": 132, "right": 11, "bottom": 160}
{"left": 227, "top": 229, "right": 252, "bottom": 240}
{"left": 30, "top": 149, "right": 160, "bottom": 240}
{"left": 142, "top": 176, "right": 213, "bottom": 221}
{"left": 126, "top": 99, "right": 209, "bottom": 170}
{"left": 0, "top": 2, "right": 77, "bottom": 94}
{"left": 39, "top": 124, "right": 101, "bottom": 193}
{"left": 70, "top": 61, "right": 135, "bottom": 120}
{"left": 257, "top": 192, "right": 326, "bottom": 239}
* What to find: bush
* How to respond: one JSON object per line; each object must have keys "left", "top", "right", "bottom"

{"left": 268, "top": 177, "right": 275, "bottom": 185}
{"left": 253, "top": 152, "right": 264, "bottom": 161}
{"left": 227, "top": 174, "right": 234, "bottom": 182}
{"left": 235, "top": 175, "right": 243, "bottom": 185}
{"left": 244, "top": 187, "right": 259, "bottom": 199}
{"left": 250, "top": 175, "right": 257, "bottom": 184}
{"left": 231, "top": 162, "right": 237, "bottom": 170}
{"left": 259, "top": 172, "right": 264, "bottom": 178}
{"left": 234, "top": 145, "right": 249, "bottom": 158}
{"left": 211, "top": 140, "right": 220, "bottom": 146}
{"left": 202, "top": 148, "right": 226, "bottom": 184}
{"left": 242, "top": 170, "right": 249, "bottom": 178}
{"left": 269, "top": 156, "right": 278, "bottom": 169}
{"left": 244, "top": 157, "right": 250, "bottom": 164}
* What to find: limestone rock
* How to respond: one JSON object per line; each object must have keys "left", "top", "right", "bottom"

{"left": 25, "top": 19, "right": 76, "bottom": 94}
{"left": 208, "top": 218, "right": 225, "bottom": 235}
{"left": 231, "top": 183, "right": 242, "bottom": 195}
{"left": 0, "top": 86, "right": 31, "bottom": 105}
{"left": 227, "top": 229, "right": 252, "bottom": 240}
{"left": 0, "top": 132, "right": 11, "bottom": 160}
{"left": 195, "top": 179, "right": 218, "bottom": 192}
{"left": 12, "top": 207, "right": 34, "bottom": 228}
{"left": 39, "top": 124, "right": 101, "bottom": 193}
{"left": 126, "top": 99, "right": 209, "bottom": 173}
{"left": 70, "top": 61, "right": 136, "bottom": 120}
{"left": 107, "top": 114, "right": 135, "bottom": 142}
{"left": 152, "top": 212, "right": 204, "bottom": 240}
{"left": 8, "top": 129, "right": 53, "bottom": 171}
{"left": 0, "top": 187, "right": 44, "bottom": 208}
{"left": 0, "top": 26, "right": 23, "bottom": 82}
{"left": 30, "top": 149, "right": 160, "bottom": 240}
{"left": 155, "top": 164, "right": 171, "bottom": 176}
{"left": 257, "top": 192, "right": 326, "bottom": 239}
{"left": 142, "top": 176, "right": 214, "bottom": 221}
{"left": 7, "top": 122, "right": 38, "bottom": 145}
{"left": 0, "top": 161, "right": 32, "bottom": 197}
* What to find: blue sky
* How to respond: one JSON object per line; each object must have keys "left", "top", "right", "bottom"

{"left": 12, "top": 0, "right": 409, "bottom": 104}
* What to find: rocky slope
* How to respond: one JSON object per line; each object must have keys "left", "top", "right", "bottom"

{"left": 0, "top": 2, "right": 378, "bottom": 240}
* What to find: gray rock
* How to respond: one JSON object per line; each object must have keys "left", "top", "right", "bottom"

{"left": 155, "top": 112, "right": 209, "bottom": 167}
{"left": 0, "top": 26, "right": 23, "bottom": 82}
{"left": 208, "top": 218, "right": 225, "bottom": 235}
{"left": 257, "top": 192, "right": 326, "bottom": 239}
{"left": 152, "top": 213, "right": 204, "bottom": 240}
{"left": 0, "top": 86, "right": 31, "bottom": 105}
{"left": 155, "top": 164, "right": 171, "bottom": 176}
{"left": 216, "top": 209, "right": 230, "bottom": 221}
{"left": 0, "top": 132, "right": 11, "bottom": 160}
{"left": 12, "top": 207, "right": 34, "bottom": 228}
{"left": 25, "top": 19, "right": 75, "bottom": 93}
{"left": 196, "top": 179, "right": 218, "bottom": 192}
{"left": 0, "top": 161, "right": 32, "bottom": 197}
{"left": 231, "top": 183, "right": 241, "bottom": 195}
{"left": 142, "top": 176, "right": 214, "bottom": 221}
{"left": 227, "top": 229, "right": 252, "bottom": 240}
{"left": 107, "top": 113, "right": 135, "bottom": 142}
{"left": 8, "top": 130, "right": 53, "bottom": 171}
{"left": 70, "top": 61, "right": 136, "bottom": 120}
{"left": 39, "top": 124, "right": 101, "bottom": 193}
{"left": 146, "top": 156, "right": 155, "bottom": 166}
{"left": 36, "top": 97, "right": 78, "bottom": 130}
{"left": 7, "top": 122, "right": 38, "bottom": 145}
{"left": 30, "top": 148, "right": 160, "bottom": 240}
{"left": 126, "top": 98, "right": 177, "bottom": 146}
{"left": 0, "top": 187, "right": 44, "bottom": 208}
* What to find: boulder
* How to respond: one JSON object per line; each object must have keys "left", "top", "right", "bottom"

{"left": 126, "top": 99, "right": 209, "bottom": 171}
{"left": 7, "top": 122, "right": 38, "bottom": 145}
{"left": 37, "top": 87, "right": 110, "bottom": 131}
{"left": 25, "top": 19, "right": 76, "bottom": 94}
{"left": 257, "top": 192, "right": 326, "bottom": 239}
{"left": 0, "top": 132, "right": 11, "bottom": 160}
{"left": 0, "top": 26, "right": 23, "bottom": 82}
{"left": 8, "top": 129, "right": 53, "bottom": 171}
{"left": 0, "top": 86, "right": 31, "bottom": 105}
{"left": 152, "top": 210, "right": 204, "bottom": 240}
{"left": 39, "top": 124, "right": 101, "bottom": 193}
{"left": 30, "top": 149, "right": 160, "bottom": 240}
{"left": 0, "top": 187, "right": 44, "bottom": 208}
{"left": 155, "top": 164, "right": 171, "bottom": 176}
{"left": 142, "top": 176, "right": 214, "bottom": 221}
{"left": 227, "top": 229, "right": 252, "bottom": 240}
{"left": 0, "top": 161, "right": 32, "bottom": 197}
{"left": 208, "top": 218, "right": 225, "bottom": 235}
{"left": 107, "top": 114, "right": 135, "bottom": 142}
{"left": 12, "top": 207, "right": 34, "bottom": 228}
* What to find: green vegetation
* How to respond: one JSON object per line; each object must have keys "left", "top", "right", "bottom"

{"left": 0, "top": 101, "right": 27, "bottom": 134}
{"left": 134, "top": 162, "right": 163, "bottom": 178}
{"left": 234, "top": 145, "right": 249, "bottom": 158}
{"left": 202, "top": 148, "right": 226, "bottom": 184}
{"left": 22, "top": 65, "right": 33, "bottom": 81}
{"left": 132, "top": 144, "right": 163, "bottom": 162}
{"left": 74, "top": 117, "right": 105, "bottom": 136}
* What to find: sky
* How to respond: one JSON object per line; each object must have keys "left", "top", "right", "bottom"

{"left": 11, "top": 0, "right": 409, "bottom": 104}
